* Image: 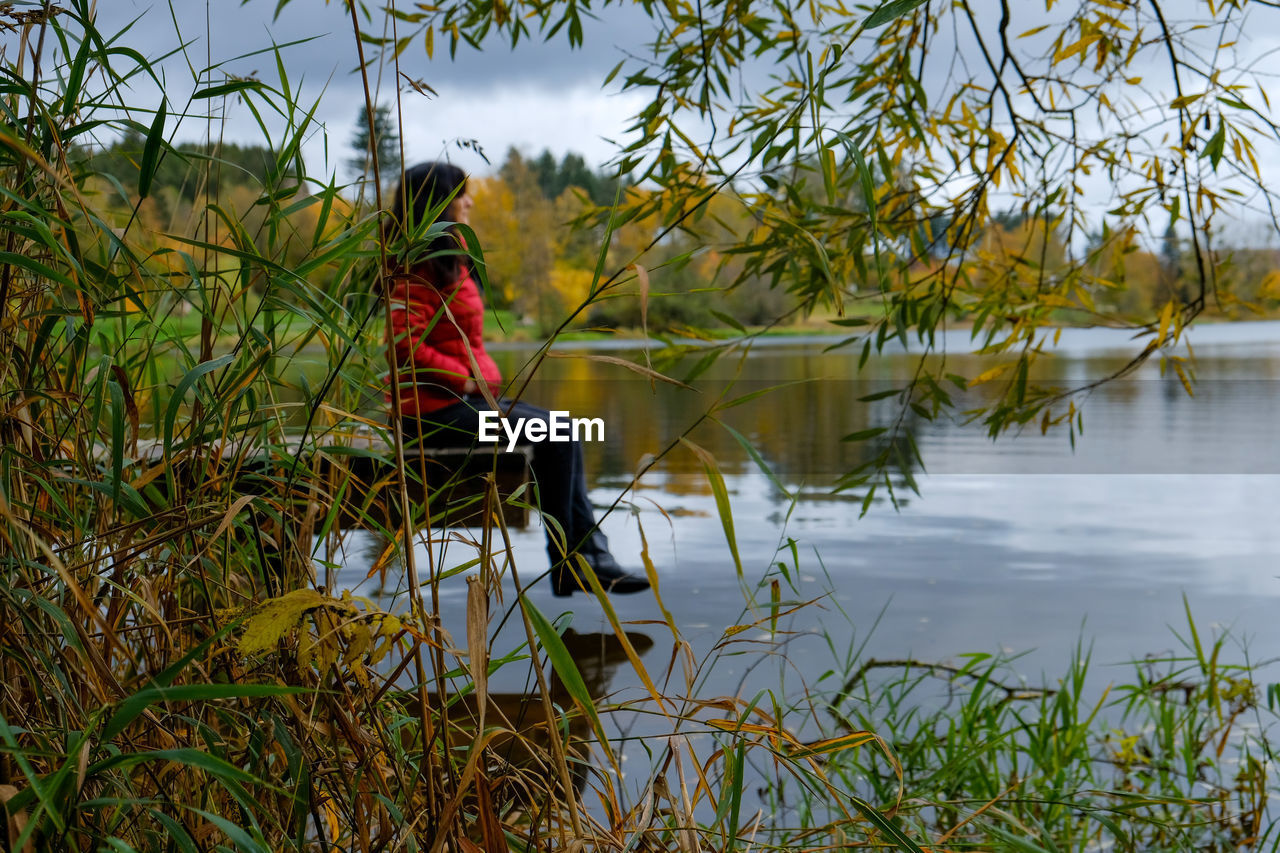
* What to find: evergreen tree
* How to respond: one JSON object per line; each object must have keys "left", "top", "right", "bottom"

{"left": 1160, "top": 221, "right": 1187, "bottom": 302}
{"left": 347, "top": 103, "right": 400, "bottom": 183}
{"left": 515, "top": 147, "right": 626, "bottom": 206}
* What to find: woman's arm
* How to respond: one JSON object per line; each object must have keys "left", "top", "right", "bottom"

{"left": 388, "top": 289, "right": 475, "bottom": 392}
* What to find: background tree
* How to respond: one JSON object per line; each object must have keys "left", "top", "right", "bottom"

{"left": 88, "top": 136, "right": 280, "bottom": 223}
{"left": 347, "top": 102, "right": 399, "bottom": 186}
{"left": 496, "top": 149, "right": 557, "bottom": 326}
{"left": 471, "top": 147, "right": 653, "bottom": 331}
{"left": 1159, "top": 222, "right": 1187, "bottom": 304}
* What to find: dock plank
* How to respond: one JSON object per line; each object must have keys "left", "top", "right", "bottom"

{"left": 111, "top": 429, "right": 532, "bottom": 532}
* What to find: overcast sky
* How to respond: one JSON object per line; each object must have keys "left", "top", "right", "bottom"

{"left": 94, "top": 0, "right": 656, "bottom": 178}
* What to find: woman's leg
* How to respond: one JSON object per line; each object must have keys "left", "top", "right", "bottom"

{"left": 493, "top": 400, "right": 597, "bottom": 563}
{"left": 400, "top": 398, "right": 485, "bottom": 448}
{"left": 402, "top": 398, "right": 647, "bottom": 594}
{"left": 403, "top": 399, "right": 608, "bottom": 556}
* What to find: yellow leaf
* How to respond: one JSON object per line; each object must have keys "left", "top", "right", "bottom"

{"left": 312, "top": 610, "right": 341, "bottom": 673}
{"left": 1075, "top": 285, "right": 1096, "bottom": 312}
{"left": 297, "top": 622, "right": 315, "bottom": 669}
{"left": 1156, "top": 300, "right": 1174, "bottom": 345}
{"left": 1171, "top": 359, "right": 1195, "bottom": 397}
{"left": 706, "top": 719, "right": 797, "bottom": 743}
{"left": 1054, "top": 34, "right": 1099, "bottom": 64}
{"left": 789, "top": 730, "right": 880, "bottom": 758}
{"left": 1257, "top": 270, "right": 1280, "bottom": 300}
{"left": 969, "top": 363, "right": 1014, "bottom": 387}
{"left": 367, "top": 614, "right": 403, "bottom": 666}
{"left": 238, "top": 589, "right": 327, "bottom": 656}
{"left": 341, "top": 621, "right": 372, "bottom": 667}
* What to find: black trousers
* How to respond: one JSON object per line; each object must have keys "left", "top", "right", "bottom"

{"left": 401, "top": 396, "right": 611, "bottom": 566}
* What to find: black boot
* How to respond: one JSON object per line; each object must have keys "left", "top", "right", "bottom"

{"left": 550, "top": 550, "right": 651, "bottom": 597}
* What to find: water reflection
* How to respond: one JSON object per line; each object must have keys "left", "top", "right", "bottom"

{"left": 418, "top": 629, "right": 654, "bottom": 800}
{"left": 488, "top": 349, "right": 1280, "bottom": 483}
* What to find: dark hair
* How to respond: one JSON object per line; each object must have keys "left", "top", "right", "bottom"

{"left": 384, "top": 161, "right": 470, "bottom": 284}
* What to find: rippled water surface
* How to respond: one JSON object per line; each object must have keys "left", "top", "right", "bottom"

{"left": 323, "top": 320, "right": 1280, "bottom": 721}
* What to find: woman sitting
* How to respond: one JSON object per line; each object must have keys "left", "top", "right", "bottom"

{"left": 383, "top": 161, "right": 649, "bottom": 597}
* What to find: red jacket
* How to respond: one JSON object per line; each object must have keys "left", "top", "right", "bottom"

{"left": 386, "top": 264, "right": 502, "bottom": 416}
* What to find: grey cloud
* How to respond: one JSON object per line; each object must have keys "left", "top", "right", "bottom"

{"left": 83, "top": 0, "right": 656, "bottom": 172}
{"left": 93, "top": 0, "right": 654, "bottom": 96}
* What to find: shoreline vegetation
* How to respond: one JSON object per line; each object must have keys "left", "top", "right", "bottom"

{"left": 7, "top": 0, "right": 1280, "bottom": 850}
{"left": 105, "top": 303, "right": 1280, "bottom": 356}
{"left": 773, "top": 605, "right": 1278, "bottom": 853}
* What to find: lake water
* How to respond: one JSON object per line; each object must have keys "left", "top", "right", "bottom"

{"left": 321, "top": 319, "right": 1280, "bottom": 800}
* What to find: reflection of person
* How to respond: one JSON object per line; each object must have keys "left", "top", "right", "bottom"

{"left": 418, "top": 629, "right": 655, "bottom": 799}
{"left": 383, "top": 161, "right": 649, "bottom": 597}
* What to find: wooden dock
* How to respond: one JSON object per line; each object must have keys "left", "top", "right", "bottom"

{"left": 116, "top": 427, "right": 533, "bottom": 533}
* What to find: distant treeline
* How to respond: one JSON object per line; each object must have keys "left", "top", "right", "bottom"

{"left": 79, "top": 136, "right": 1277, "bottom": 333}
{"left": 471, "top": 147, "right": 796, "bottom": 331}
{"left": 80, "top": 137, "right": 799, "bottom": 332}
{"left": 89, "top": 133, "right": 283, "bottom": 211}
{"left": 963, "top": 211, "right": 1280, "bottom": 321}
